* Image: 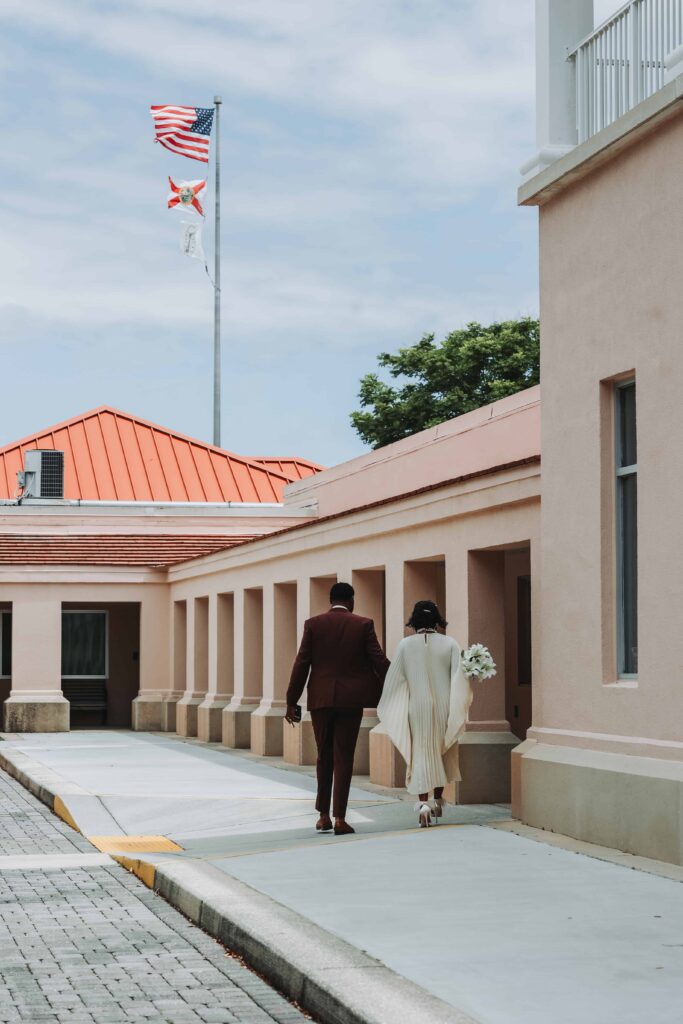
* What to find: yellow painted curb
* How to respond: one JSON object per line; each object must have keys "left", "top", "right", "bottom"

{"left": 113, "top": 855, "right": 157, "bottom": 889}
{"left": 54, "top": 796, "right": 80, "bottom": 833}
{"left": 90, "top": 835, "right": 183, "bottom": 854}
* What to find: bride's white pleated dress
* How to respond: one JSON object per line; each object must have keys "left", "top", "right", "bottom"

{"left": 377, "top": 632, "right": 472, "bottom": 795}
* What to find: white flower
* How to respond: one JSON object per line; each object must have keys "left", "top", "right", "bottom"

{"left": 462, "top": 643, "right": 497, "bottom": 680}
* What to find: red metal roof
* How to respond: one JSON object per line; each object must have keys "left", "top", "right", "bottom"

{"left": 0, "top": 535, "right": 247, "bottom": 567}
{"left": 0, "top": 407, "right": 322, "bottom": 503}
{"left": 248, "top": 457, "right": 322, "bottom": 481}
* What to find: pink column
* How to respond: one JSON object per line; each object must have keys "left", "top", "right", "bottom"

{"left": 4, "top": 596, "right": 69, "bottom": 732}
{"left": 198, "top": 592, "right": 234, "bottom": 743}
{"left": 222, "top": 588, "right": 261, "bottom": 748}
{"left": 132, "top": 588, "right": 170, "bottom": 732}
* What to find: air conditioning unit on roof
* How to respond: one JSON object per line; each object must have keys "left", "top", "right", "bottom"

{"left": 18, "top": 450, "right": 65, "bottom": 501}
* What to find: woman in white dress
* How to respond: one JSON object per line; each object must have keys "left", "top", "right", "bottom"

{"left": 377, "top": 601, "right": 472, "bottom": 828}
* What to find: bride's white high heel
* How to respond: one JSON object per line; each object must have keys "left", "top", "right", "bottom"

{"left": 416, "top": 802, "right": 432, "bottom": 828}
{"left": 430, "top": 797, "right": 446, "bottom": 822}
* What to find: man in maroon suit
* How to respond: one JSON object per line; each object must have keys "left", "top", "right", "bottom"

{"left": 286, "top": 582, "right": 390, "bottom": 836}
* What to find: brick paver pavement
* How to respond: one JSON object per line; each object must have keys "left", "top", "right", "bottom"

{"left": 0, "top": 770, "right": 309, "bottom": 1024}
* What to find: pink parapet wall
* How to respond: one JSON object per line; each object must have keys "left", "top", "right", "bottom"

{"left": 283, "top": 386, "right": 541, "bottom": 518}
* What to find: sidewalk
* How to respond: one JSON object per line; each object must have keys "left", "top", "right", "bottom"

{"left": 2, "top": 730, "right": 683, "bottom": 1024}
{"left": 0, "top": 766, "right": 308, "bottom": 1024}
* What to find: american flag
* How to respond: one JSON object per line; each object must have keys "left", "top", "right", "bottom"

{"left": 150, "top": 105, "right": 214, "bottom": 163}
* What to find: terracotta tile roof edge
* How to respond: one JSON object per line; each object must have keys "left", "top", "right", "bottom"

{"left": 0, "top": 534, "right": 253, "bottom": 568}
{"left": 0, "top": 406, "right": 295, "bottom": 484}
{"left": 175, "top": 455, "right": 542, "bottom": 567}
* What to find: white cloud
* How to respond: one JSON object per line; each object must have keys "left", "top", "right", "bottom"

{"left": 0, "top": 0, "right": 540, "bottom": 461}
{"left": 2, "top": 199, "right": 527, "bottom": 343}
{"left": 0, "top": 0, "right": 535, "bottom": 191}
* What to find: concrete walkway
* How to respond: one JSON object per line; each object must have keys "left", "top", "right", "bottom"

{"left": 2, "top": 730, "right": 683, "bottom": 1024}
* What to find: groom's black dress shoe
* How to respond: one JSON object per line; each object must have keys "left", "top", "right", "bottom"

{"left": 333, "top": 821, "right": 355, "bottom": 836}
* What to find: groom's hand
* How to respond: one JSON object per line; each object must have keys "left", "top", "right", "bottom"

{"left": 284, "top": 705, "right": 298, "bottom": 726}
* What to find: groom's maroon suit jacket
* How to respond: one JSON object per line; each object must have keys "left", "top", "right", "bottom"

{"left": 286, "top": 608, "right": 390, "bottom": 711}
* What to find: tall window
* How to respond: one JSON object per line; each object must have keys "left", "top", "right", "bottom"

{"left": 616, "top": 381, "right": 637, "bottom": 676}
{"left": 62, "top": 611, "right": 107, "bottom": 679}
{"left": 517, "top": 575, "right": 532, "bottom": 685}
{"left": 0, "top": 611, "right": 11, "bottom": 678}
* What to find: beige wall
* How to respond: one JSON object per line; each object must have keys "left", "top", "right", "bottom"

{"left": 535, "top": 114, "right": 683, "bottom": 748}
{"left": 513, "top": 108, "right": 683, "bottom": 863}
{"left": 0, "top": 507, "right": 312, "bottom": 537}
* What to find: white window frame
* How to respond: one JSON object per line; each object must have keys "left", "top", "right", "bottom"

{"left": 61, "top": 609, "right": 109, "bottom": 680}
{"left": 615, "top": 380, "right": 637, "bottom": 680}
{"left": 0, "top": 610, "right": 11, "bottom": 679}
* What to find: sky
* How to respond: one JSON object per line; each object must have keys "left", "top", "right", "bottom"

{"left": 0, "top": 0, "right": 617, "bottom": 466}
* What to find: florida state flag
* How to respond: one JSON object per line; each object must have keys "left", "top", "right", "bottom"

{"left": 167, "top": 177, "right": 206, "bottom": 216}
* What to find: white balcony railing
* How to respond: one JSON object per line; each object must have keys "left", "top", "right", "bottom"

{"left": 569, "top": 0, "right": 683, "bottom": 142}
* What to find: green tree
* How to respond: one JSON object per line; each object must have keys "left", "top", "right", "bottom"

{"left": 350, "top": 317, "right": 540, "bottom": 449}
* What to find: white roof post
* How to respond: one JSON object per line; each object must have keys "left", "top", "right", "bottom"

{"left": 521, "top": 0, "right": 594, "bottom": 183}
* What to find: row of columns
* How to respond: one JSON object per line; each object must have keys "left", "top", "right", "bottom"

{"left": 154, "top": 552, "right": 522, "bottom": 799}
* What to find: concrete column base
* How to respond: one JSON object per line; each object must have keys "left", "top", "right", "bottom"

{"left": 282, "top": 711, "right": 376, "bottom": 770}
{"left": 222, "top": 699, "right": 259, "bottom": 749}
{"left": 251, "top": 703, "right": 286, "bottom": 757}
{"left": 283, "top": 712, "right": 318, "bottom": 766}
{"left": 175, "top": 695, "right": 205, "bottom": 738}
{"left": 513, "top": 738, "right": 683, "bottom": 867}
{"left": 369, "top": 726, "right": 519, "bottom": 801}
{"left": 455, "top": 731, "right": 520, "bottom": 804}
{"left": 352, "top": 714, "right": 377, "bottom": 776}
{"left": 3, "top": 695, "right": 70, "bottom": 733}
{"left": 131, "top": 695, "right": 163, "bottom": 732}
{"left": 161, "top": 693, "right": 183, "bottom": 733}
{"left": 197, "top": 697, "right": 230, "bottom": 743}
{"left": 369, "top": 723, "right": 406, "bottom": 788}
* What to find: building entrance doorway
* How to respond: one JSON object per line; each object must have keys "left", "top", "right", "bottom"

{"left": 504, "top": 550, "right": 532, "bottom": 740}
{"left": 61, "top": 602, "right": 140, "bottom": 728}
{"left": 468, "top": 545, "right": 533, "bottom": 742}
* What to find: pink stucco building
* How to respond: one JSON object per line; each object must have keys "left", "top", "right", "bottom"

{"left": 1, "top": 0, "right": 681, "bottom": 865}
{"left": 0, "top": 389, "right": 540, "bottom": 806}
{"left": 513, "top": 0, "right": 683, "bottom": 865}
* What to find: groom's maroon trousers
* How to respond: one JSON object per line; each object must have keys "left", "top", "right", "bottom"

{"left": 287, "top": 608, "right": 390, "bottom": 818}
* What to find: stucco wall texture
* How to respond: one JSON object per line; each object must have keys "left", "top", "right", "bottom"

{"left": 535, "top": 114, "right": 683, "bottom": 747}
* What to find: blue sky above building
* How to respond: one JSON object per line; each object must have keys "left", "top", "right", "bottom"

{"left": 0, "top": 0, "right": 615, "bottom": 464}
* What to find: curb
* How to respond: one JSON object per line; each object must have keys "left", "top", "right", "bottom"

{"left": 123, "top": 856, "right": 477, "bottom": 1024}
{"left": 0, "top": 745, "right": 479, "bottom": 1024}
{"left": 0, "top": 747, "right": 86, "bottom": 821}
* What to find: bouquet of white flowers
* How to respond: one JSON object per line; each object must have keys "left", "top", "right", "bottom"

{"left": 462, "top": 643, "right": 497, "bottom": 680}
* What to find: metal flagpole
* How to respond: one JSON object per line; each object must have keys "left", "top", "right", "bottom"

{"left": 213, "top": 95, "right": 222, "bottom": 447}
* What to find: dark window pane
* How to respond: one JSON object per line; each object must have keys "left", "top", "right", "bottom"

{"left": 62, "top": 613, "right": 106, "bottom": 677}
{"left": 1, "top": 613, "right": 11, "bottom": 677}
{"left": 618, "top": 382, "right": 637, "bottom": 468}
{"left": 517, "top": 576, "right": 532, "bottom": 685}
{"left": 619, "top": 474, "right": 638, "bottom": 674}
